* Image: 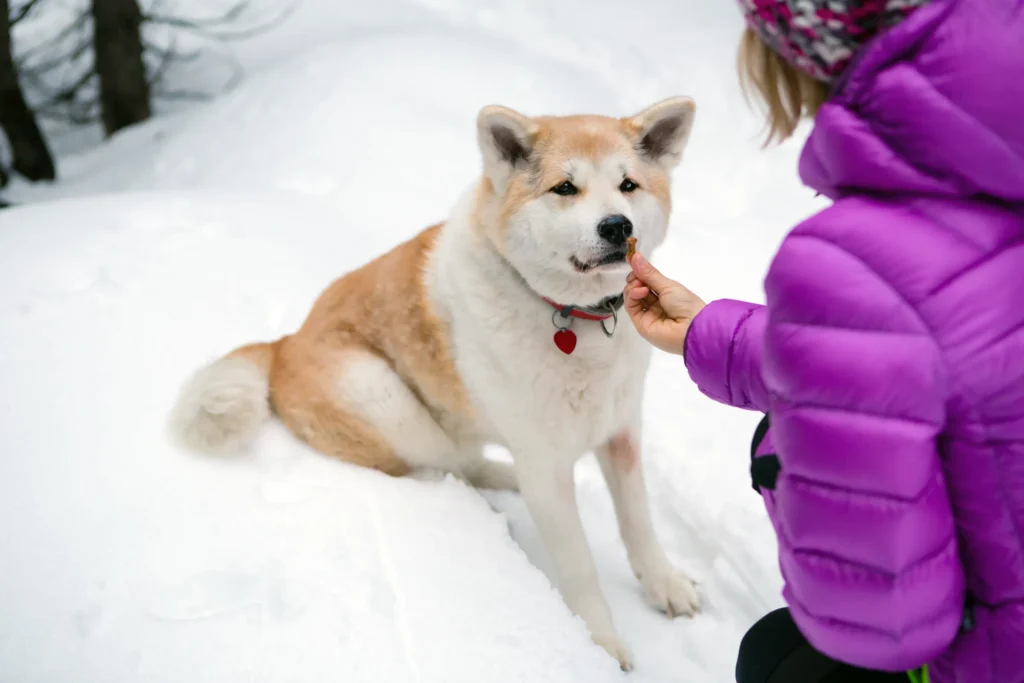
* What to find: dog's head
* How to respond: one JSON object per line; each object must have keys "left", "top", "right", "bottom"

{"left": 473, "top": 97, "right": 695, "bottom": 306}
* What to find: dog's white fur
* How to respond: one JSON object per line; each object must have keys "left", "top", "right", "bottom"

{"left": 171, "top": 97, "right": 699, "bottom": 670}
{"left": 170, "top": 356, "right": 270, "bottom": 453}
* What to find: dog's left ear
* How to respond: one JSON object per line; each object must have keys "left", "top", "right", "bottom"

{"left": 477, "top": 105, "right": 540, "bottom": 191}
{"left": 623, "top": 97, "right": 696, "bottom": 170}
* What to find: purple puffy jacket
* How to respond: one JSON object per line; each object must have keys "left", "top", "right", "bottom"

{"left": 683, "top": 1, "right": 1024, "bottom": 680}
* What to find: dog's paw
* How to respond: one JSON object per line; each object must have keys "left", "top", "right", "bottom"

{"left": 591, "top": 631, "right": 634, "bottom": 672}
{"left": 641, "top": 569, "right": 701, "bottom": 618}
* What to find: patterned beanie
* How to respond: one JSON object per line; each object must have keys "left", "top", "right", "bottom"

{"left": 737, "top": 0, "right": 931, "bottom": 82}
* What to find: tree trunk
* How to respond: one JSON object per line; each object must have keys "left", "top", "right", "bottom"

{"left": 0, "top": 0, "right": 56, "bottom": 181}
{"left": 91, "top": 0, "right": 150, "bottom": 136}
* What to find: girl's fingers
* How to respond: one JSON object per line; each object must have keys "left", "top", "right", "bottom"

{"left": 629, "top": 253, "right": 675, "bottom": 295}
{"left": 625, "top": 298, "right": 645, "bottom": 321}
{"left": 624, "top": 285, "right": 648, "bottom": 319}
{"left": 627, "top": 285, "right": 650, "bottom": 300}
{"left": 625, "top": 282, "right": 662, "bottom": 326}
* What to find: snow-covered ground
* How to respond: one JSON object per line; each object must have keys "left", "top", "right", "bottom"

{"left": 0, "top": 1, "right": 827, "bottom": 680}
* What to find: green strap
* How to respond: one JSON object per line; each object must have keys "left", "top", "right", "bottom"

{"left": 907, "top": 666, "right": 929, "bottom": 683}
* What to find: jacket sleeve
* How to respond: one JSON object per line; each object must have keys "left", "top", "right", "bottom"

{"left": 683, "top": 299, "right": 770, "bottom": 412}
{"left": 763, "top": 230, "right": 965, "bottom": 672}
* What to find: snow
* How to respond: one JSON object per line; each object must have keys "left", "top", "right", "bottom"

{"left": 0, "top": 0, "right": 827, "bottom": 680}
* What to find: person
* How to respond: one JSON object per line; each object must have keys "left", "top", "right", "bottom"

{"left": 623, "top": 1, "right": 1024, "bottom": 682}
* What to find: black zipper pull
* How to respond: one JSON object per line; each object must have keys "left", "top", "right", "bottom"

{"left": 749, "top": 414, "right": 779, "bottom": 493}
{"left": 751, "top": 454, "right": 781, "bottom": 493}
{"left": 961, "top": 594, "right": 976, "bottom": 633}
{"left": 750, "top": 414, "right": 771, "bottom": 460}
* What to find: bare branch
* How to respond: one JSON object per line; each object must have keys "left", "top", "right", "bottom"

{"left": 9, "top": 0, "right": 41, "bottom": 26}
{"left": 36, "top": 104, "right": 100, "bottom": 125}
{"left": 45, "top": 68, "right": 95, "bottom": 105}
{"left": 144, "top": 34, "right": 179, "bottom": 88}
{"left": 148, "top": 46, "right": 243, "bottom": 103}
{"left": 31, "top": 68, "right": 100, "bottom": 124}
{"left": 142, "top": 37, "right": 203, "bottom": 87}
{"left": 144, "top": 41, "right": 202, "bottom": 65}
{"left": 18, "top": 36, "right": 92, "bottom": 77}
{"left": 10, "top": 0, "right": 294, "bottom": 134}
{"left": 22, "top": 73, "right": 96, "bottom": 131}
{"left": 143, "top": 0, "right": 297, "bottom": 42}
{"left": 17, "top": 9, "right": 90, "bottom": 62}
{"left": 213, "top": 49, "right": 243, "bottom": 92}
{"left": 144, "top": 1, "right": 248, "bottom": 29}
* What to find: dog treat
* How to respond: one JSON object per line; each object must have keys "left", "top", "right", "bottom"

{"left": 626, "top": 237, "right": 637, "bottom": 261}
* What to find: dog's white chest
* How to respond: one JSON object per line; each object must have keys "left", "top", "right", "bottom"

{"left": 452, "top": 307, "right": 649, "bottom": 455}
{"left": 425, "top": 206, "right": 652, "bottom": 457}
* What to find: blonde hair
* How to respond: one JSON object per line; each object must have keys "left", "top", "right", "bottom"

{"left": 737, "top": 27, "right": 830, "bottom": 145}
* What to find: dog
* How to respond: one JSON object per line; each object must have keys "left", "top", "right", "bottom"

{"left": 170, "top": 96, "right": 700, "bottom": 670}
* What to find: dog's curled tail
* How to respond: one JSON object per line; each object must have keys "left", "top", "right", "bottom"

{"left": 169, "top": 340, "right": 280, "bottom": 454}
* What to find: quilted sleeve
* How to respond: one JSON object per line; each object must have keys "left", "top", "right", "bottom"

{"left": 763, "top": 231, "right": 965, "bottom": 672}
{"left": 683, "top": 299, "right": 769, "bottom": 412}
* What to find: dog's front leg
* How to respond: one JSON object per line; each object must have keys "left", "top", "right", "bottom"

{"left": 597, "top": 431, "right": 701, "bottom": 618}
{"left": 514, "top": 452, "right": 633, "bottom": 671}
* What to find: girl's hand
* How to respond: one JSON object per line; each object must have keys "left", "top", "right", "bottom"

{"left": 624, "top": 253, "right": 706, "bottom": 355}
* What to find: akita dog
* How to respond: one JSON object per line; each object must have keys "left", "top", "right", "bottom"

{"left": 170, "top": 96, "right": 699, "bottom": 670}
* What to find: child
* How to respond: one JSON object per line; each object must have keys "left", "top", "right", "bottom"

{"left": 624, "top": 1, "right": 1024, "bottom": 682}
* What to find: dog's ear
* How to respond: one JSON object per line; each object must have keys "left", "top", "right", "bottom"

{"left": 623, "top": 97, "right": 696, "bottom": 170}
{"left": 477, "top": 105, "right": 540, "bottom": 191}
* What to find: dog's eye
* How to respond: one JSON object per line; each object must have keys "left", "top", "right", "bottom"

{"left": 551, "top": 181, "right": 578, "bottom": 196}
{"left": 619, "top": 178, "right": 639, "bottom": 193}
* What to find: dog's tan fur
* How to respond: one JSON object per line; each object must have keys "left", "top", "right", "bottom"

{"left": 483, "top": 115, "right": 674, "bottom": 245}
{"left": 171, "top": 97, "right": 699, "bottom": 669}
{"left": 224, "top": 225, "right": 472, "bottom": 477}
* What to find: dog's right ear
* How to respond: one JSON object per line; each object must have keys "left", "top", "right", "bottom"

{"left": 477, "top": 105, "right": 539, "bottom": 192}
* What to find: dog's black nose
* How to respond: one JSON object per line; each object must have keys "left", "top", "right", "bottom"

{"left": 597, "top": 214, "right": 633, "bottom": 246}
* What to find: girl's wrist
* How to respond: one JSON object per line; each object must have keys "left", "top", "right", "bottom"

{"left": 681, "top": 304, "right": 706, "bottom": 359}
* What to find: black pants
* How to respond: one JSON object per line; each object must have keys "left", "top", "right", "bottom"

{"left": 736, "top": 608, "right": 908, "bottom": 683}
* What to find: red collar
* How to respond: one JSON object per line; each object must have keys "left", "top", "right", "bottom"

{"left": 543, "top": 298, "right": 615, "bottom": 321}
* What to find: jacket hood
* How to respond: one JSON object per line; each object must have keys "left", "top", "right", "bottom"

{"left": 800, "top": 0, "right": 1024, "bottom": 204}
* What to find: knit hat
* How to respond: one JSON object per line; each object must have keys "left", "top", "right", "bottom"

{"left": 737, "top": 0, "right": 931, "bottom": 82}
